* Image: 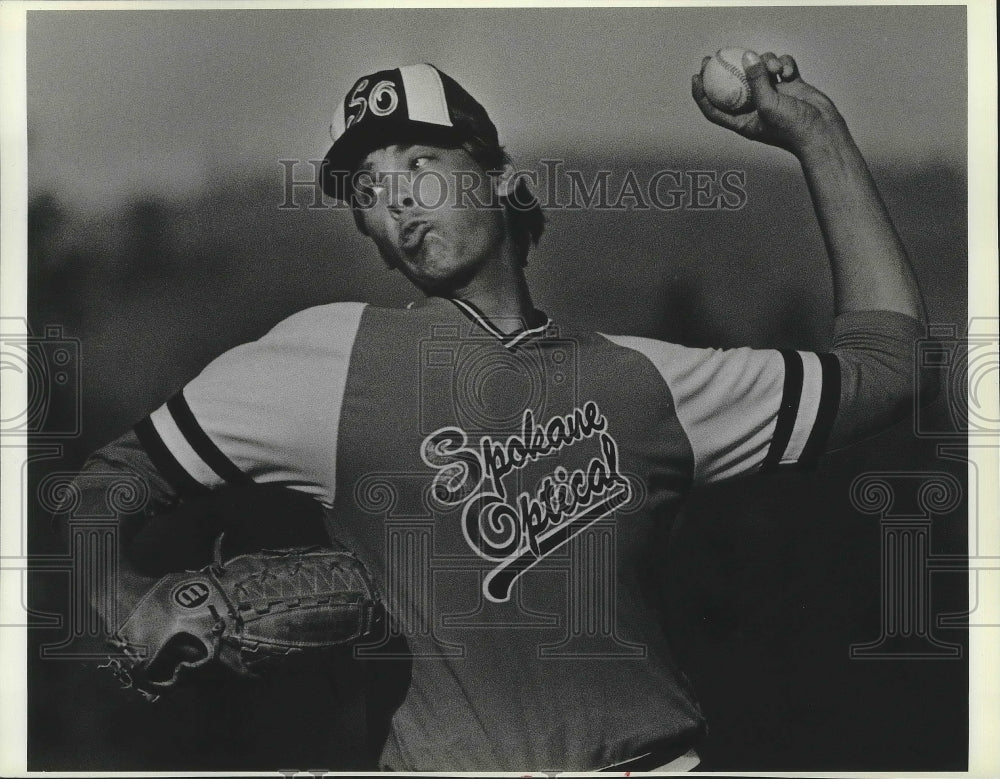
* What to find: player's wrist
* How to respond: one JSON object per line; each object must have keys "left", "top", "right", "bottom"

{"left": 790, "top": 117, "right": 855, "bottom": 164}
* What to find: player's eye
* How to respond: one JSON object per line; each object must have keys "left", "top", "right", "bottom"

{"left": 411, "top": 155, "right": 434, "bottom": 170}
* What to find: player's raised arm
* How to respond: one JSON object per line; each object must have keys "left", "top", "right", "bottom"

{"left": 692, "top": 50, "right": 924, "bottom": 321}
{"left": 691, "top": 50, "right": 933, "bottom": 450}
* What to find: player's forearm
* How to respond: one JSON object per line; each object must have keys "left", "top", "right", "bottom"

{"left": 52, "top": 432, "right": 182, "bottom": 575}
{"left": 56, "top": 432, "right": 180, "bottom": 524}
{"left": 50, "top": 435, "right": 181, "bottom": 633}
{"left": 797, "top": 128, "right": 926, "bottom": 322}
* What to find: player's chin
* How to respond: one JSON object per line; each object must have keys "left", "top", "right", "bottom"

{"left": 407, "top": 256, "right": 478, "bottom": 296}
{"left": 394, "top": 254, "right": 451, "bottom": 295}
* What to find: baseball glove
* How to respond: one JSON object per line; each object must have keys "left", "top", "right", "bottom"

{"left": 101, "top": 535, "right": 381, "bottom": 701}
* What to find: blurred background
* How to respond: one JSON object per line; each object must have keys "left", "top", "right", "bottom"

{"left": 24, "top": 5, "right": 970, "bottom": 772}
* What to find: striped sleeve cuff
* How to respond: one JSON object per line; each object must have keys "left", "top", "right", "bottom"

{"left": 760, "top": 350, "right": 841, "bottom": 472}
{"left": 133, "top": 390, "right": 254, "bottom": 498}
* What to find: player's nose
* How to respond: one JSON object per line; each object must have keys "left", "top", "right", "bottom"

{"left": 386, "top": 176, "right": 416, "bottom": 218}
{"left": 387, "top": 195, "right": 415, "bottom": 218}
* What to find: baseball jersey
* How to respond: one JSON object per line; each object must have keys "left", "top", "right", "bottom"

{"left": 123, "top": 296, "right": 915, "bottom": 771}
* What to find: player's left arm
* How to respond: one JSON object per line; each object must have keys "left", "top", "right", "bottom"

{"left": 54, "top": 303, "right": 366, "bottom": 634}
{"left": 691, "top": 51, "right": 935, "bottom": 449}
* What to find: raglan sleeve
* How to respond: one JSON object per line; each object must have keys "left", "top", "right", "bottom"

{"left": 130, "top": 302, "right": 367, "bottom": 506}
{"left": 602, "top": 309, "right": 924, "bottom": 486}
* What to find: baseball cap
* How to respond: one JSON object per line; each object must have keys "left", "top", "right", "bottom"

{"left": 320, "top": 64, "right": 502, "bottom": 202}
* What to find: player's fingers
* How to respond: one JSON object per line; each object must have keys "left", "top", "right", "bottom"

{"left": 699, "top": 55, "right": 711, "bottom": 72}
{"left": 760, "top": 52, "right": 782, "bottom": 76}
{"left": 691, "top": 73, "right": 706, "bottom": 100}
{"left": 742, "top": 51, "right": 778, "bottom": 113}
{"left": 778, "top": 54, "right": 799, "bottom": 81}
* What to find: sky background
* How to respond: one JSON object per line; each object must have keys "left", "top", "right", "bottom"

{"left": 27, "top": 5, "right": 967, "bottom": 208}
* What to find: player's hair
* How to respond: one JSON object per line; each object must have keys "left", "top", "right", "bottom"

{"left": 350, "top": 138, "right": 545, "bottom": 268}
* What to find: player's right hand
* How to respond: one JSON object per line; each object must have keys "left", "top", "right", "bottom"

{"left": 691, "top": 51, "right": 851, "bottom": 157}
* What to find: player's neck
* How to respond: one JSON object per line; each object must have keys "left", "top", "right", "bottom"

{"left": 447, "top": 260, "right": 535, "bottom": 334}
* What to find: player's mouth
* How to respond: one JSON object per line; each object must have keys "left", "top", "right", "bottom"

{"left": 400, "top": 220, "right": 432, "bottom": 254}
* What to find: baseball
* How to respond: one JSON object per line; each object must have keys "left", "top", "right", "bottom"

{"left": 701, "top": 48, "right": 753, "bottom": 114}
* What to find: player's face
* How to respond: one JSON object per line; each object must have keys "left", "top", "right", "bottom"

{"left": 354, "top": 143, "right": 508, "bottom": 295}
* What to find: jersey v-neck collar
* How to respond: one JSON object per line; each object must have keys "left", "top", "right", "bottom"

{"left": 446, "top": 297, "right": 550, "bottom": 351}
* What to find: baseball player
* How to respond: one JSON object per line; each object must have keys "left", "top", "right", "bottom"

{"left": 68, "top": 54, "right": 931, "bottom": 772}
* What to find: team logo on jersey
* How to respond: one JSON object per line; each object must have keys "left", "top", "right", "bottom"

{"left": 421, "top": 400, "right": 631, "bottom": 602}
